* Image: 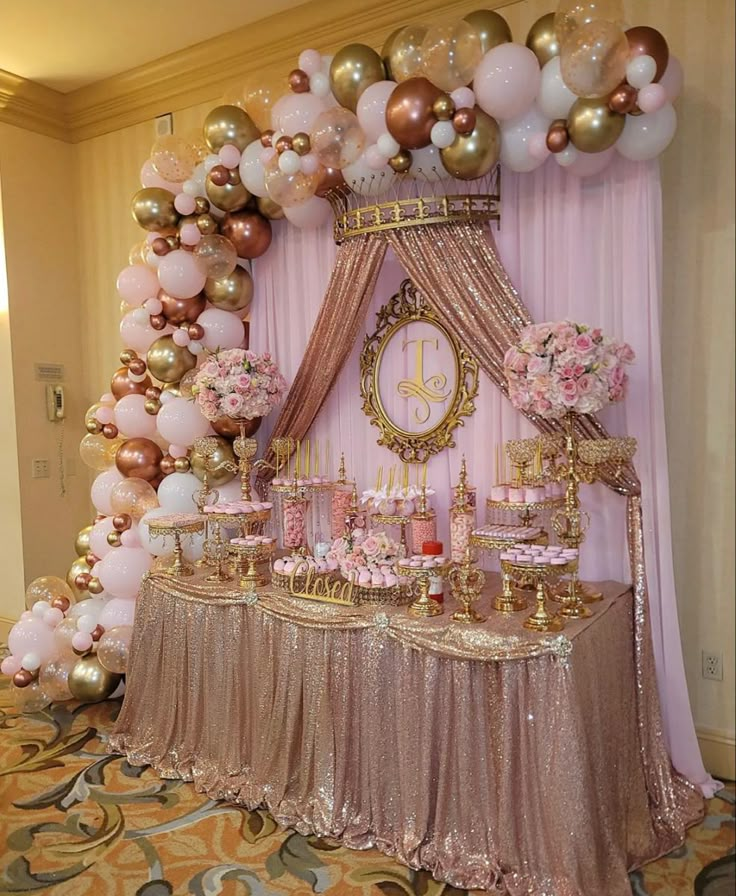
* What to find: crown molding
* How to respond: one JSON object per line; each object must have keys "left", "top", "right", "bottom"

{"left": 0, "top": 68, "right": 68, "bottom": 142}
{"left": 0, "top": 0, "right": 515, "bottom": 144}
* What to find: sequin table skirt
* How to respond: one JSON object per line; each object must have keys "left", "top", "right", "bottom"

{"left": 109, "top": 572, "right": 703, "bottom": 895}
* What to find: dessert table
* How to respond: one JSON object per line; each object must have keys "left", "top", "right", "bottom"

{"left": 109, "top": 570, "right": 702, "bottom": 896}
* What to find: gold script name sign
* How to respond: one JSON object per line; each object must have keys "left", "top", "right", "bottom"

{"left": 288, "top": 561, "right": 355, "bottom": 606}
{"left": 360, "top": 280, "right": 479, "bottom": 463}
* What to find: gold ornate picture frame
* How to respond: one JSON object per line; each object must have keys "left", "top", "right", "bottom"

{"left": 360, "top": 279, "right": 479, "bottom": 463}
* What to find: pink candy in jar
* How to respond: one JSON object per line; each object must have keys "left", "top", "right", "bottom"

{"left": 450, "top": 508, "right": 474, "bottom": 562}
{"left": 331, "top": 489, "right": 353, "bottom": 538}
{"left": 283, "top": 499, "right": 307, "bottom": 549}
{"left": 410, "top": 515, "right": 437, "bottom": 555}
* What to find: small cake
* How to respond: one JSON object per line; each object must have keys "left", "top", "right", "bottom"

{"left": 490, "top": 485, "right": 508, "bottom": 501}
{"left": 508, "top": 486, "right": 524, "bottom": 502}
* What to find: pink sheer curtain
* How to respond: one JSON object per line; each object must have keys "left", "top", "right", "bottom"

{"left": 251, "top": 158, "right": 716, "bottom": 796}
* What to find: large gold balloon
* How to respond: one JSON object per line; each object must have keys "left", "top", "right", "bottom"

{"left": 131, "top": 188, "right": 178, "bottom": 232}
{"left": 203, "top": 105, "right": 260, "bottom": 152}
{"left": 68, "top": 655, "right": 122, "bottom": 704}
{"left": 440, "top": 108, "right": 500, "bottom": 179}
{"left": 567, "top": 96, "right": 625, "bottom": 152}
{"left": 190, "top": 435, "right": 238, "bottom": 487}
{"left": 79, "top": 433, "right": 125, "bottom": 472}
{"left": 205, "top": 172, "right": 251, "bottom": 212}
{"left": 204, "top": 266, "right": 254, "bottom": 314}
{"left": 386, "top": 24, "right": 429, "bottom": 82}
{"left": 256, "top": 196, "right": 285, "bottom": 221}
{"left": 526, "top": 13, "right": 561, "bottom": 66}
{"left": 67, "top": 558, "right": 91, "bottom": 601}
{"left": 146, "top": 335, "right": 196, "bottom": 383}
{"left": 381, "top": 27, "right": 403, "bottom": 72}
{"left": 75, "top": 525, "right": 93, "bottom": 557}
{"left": 329, "top": 44, "right": 386, "bottom": 112}
{"left": 463, "top": 9, "right": 512, "bottom": 54}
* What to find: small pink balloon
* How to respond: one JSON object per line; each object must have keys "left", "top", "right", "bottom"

{"left": 179, "top": 223, "right": 202, "bottom": 246}
{"left": 95, "top": 406, "right": 115, "bottom": 425}
{"left": 659, "top": 56, "right": 683, "bottom": 104}
{"left": 528, "top": 132, "right": 551, "bottom": 161}
{"left": 218, "top": 144, "right": 242, "bottom": 169}
{"left": 144, "top": 297, "right": 163, "bottom": 314}
{"left": 299, "top": 48, "right": 322, "bottom": 76}
{"left": 300, "top": 153, "right": 320, "bottom": 176}
{"left": 140, "top": 159, "right": 182, "bottom": 194}
{"left": 172, "top": 328, "right": 191, "bottom": 347}
{"left": 174, "top": 193, "right": 196, "bottom": 215}
{"left": 1, "top": 655, "right": 22, "bottom": 676}
{"left": 260, "top": 147, "right": 277, "bottom": 166}
{"left": 20, "top": 611, "right": 33, "bottom": 622}
{"left": 117, "top": 264, "right": 160, "bottom": 306}
{"left": 365, "top": 144, "right": 387, "bottom": 170}
{"left": 43, "top": 608, "right": 65, "bottom": 627}
{"left": 450, "top": 86, "right": 475, "bottom": 109}
{"left": 120, "top": 526, "right": 142, "bottom": 548}
{"left": 637, "top": 82, "right": 667, "bottom": 114}
{"left": 157, "top": 249, "right": 207, "bottom": 299}
{"left": 72, "top": 631, "right": 93, "bottom": 652}
{"left": 100, "top": 393, "right": 116, "bottom": 405}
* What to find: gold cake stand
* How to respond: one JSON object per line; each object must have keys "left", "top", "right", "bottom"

{"left": 470, "top": 528, "right": 547, "bottom": 613}
{"left": 397, "top": 560, "right": 452, "bottom": 618}
{"left": 499, "top": 557, "right": 578, "bottom": 632}
{"left": 227, "top": 540, "right": 275, "bottom": 590}
{"left": 371, "top": 512, "right": 411, "bottom": 552}
{"left": 202, "top": 511, "right": 270, "bottom": 582}
{"left": 486, "top": 496, "right": 564, "bottom": 527}
{"left": 147, "top": 514, "right": 205, "bottom": 577}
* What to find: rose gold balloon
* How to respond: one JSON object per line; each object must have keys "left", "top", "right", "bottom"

{"left": 75, "top": 572, "right": 92, "bottom": 589}
{"left": 452, "top": 107, "right": 476, "bottom": 135}
{"left": 275, "top": 136, "right": 293, "bottom": 154}
{"left": 111, "top": 366, "right": 152, "bottom": 399}
{"left": 115, "top": 437, "right": 164, "bottom": 482}
{"left": 91, "top": 625, "right": 105, "bottom": 642}
{"left": 152, "top": 237, "right": 170, "bottom": 256}
{"left": 13, "top": 670, "right": 35, "bottom": 688}
{"left": 149, "top": 313, "right": 167, "bottom": 330}
{"left": 289, "top": 69, "right": 310, "bottom": 93}
{"left": 85, "top": 552, "right": 99, "bottom": 567}
{"left": 315, "top": 166, "right": 346, "bottom": 198}
{"left": 187, "top": 323, "right": 205, "bottom": 341}
{"left": 51, "top": 596, "right": 71, "bottom": 613}
{"left": 546, "top": 121, "right": 570, "bottom": 153}
{"left": 209, "top": 165, "right": 230, "bottom": 187}
{"left": 128, "top": 358, "right": 147, "bottom": 376}
{"left": 159, "top": 289, "right": 206, "bottom": 324}
{"left": 113, "top": 513, "right": 132, "bottom": 531}
{"left": 625, "top": 26, "right": 669, "bottom": 82}
{"left": 102, "top": 423, "right": 119, "bottom": 439}
{"left": 145, "top": 386, "right": 161, "bottom": 400}
{"left": 160, "top": 455, "right": 176, "bottom": 475}
{"left": 386, "top": 77, "right": 443, "bottom": 149}
{"left": 260, "top": 129, "right": 275, "bottom": 148}
{"left": 608, "top": 83, "right": 638, "bottom": 114}
{"left": 220, "top": 211, "right": 273, "bottom": 259}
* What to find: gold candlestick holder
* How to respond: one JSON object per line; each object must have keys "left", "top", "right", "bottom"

{"left": 192, "top": 436, "right": 221, "bottom": 569}
{"left": 399, "top": 561, "right": 451, "bottom": 618}
{"left": 227, "top": 540, "right": 274, "bottom": 590}
{"left": 448, "top": 546, "right": 486, "bottom": 623}
{"left": 146, "top": 514, "right": 204, "bottom": 578}
{"left": 233, "top": 419, "right": 259, "bottom": 501}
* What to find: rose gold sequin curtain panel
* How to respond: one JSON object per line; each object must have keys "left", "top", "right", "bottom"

{"left": 257, "top": 234, "right": 387, "bottom": 483}
{"left": 385, "top": 222, "right": 696, "bottom": 824}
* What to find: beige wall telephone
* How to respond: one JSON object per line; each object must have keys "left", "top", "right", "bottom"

{"left": 46, "top": 384, "right": 65, "bottom": 422}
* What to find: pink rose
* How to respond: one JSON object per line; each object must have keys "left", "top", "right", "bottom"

{"left": 527, "top": 355, "right": 551, "bottom": 376}
{"left": 616, "top": 343, "right": 635, "bottom": 364}
{"left": 574, "top": 333, "right": 594, "bottom": 354}
{"left": 560, "top": 379, "right": 578, "bottom": 404}
{"left": 610, "top": 364, "right": 625, "bottom": 386}
{"left": 576, "top": 373, "right": 595, "bottom": 394}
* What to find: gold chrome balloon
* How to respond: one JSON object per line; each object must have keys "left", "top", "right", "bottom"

{"left": 463, "top": 9, "right": 512, "bottom": 54}
{"left": 567, "top": 97, "right": 625, "bottom": 153}
{"left": 204, "top": 266, "right": 254, "bottom": 313}
{"left": 440, "top": 108, "right": 500, "bottom": 179}
{"left": 190, "top": 436, "right": 237, "bottom": 487}
{"left": 256, "top": 196, "right": 285, "bottom": 221}
{"left": 75, "top": 526, "right": 93, "bottom": 557}
{"left": 291, "top": 133, "right": 311, "bottom": 156}
{"left": 432, "top": 94, "right": 456, "bottom": 121}
{"left": 389, "top": 150, "right": 412, "bottom": 173}
{"left": 525, "top": 13, "right": 561, "bottom": 66}
{"left": 173, "top": 457, "right": 191, "bottom": 473}
{"left": 146, "top": 335, "right": 196, "bottom": 383}
{"left": 329, "top": 44, "right": 386, "bottom": 112}
{"left": 68, "top": 655, "right": 122, "bottom": 703}
{"left": 131, "top": 188, "right": 178, "bottom": 232}
{"left": 67, "top": 558, "right": 91, "bottom": 601}
{"left": 205, "top": 174, "right": 251, "bottom": 213}
{"left": 203, "top": 105, "right": 260, "bottom": 152}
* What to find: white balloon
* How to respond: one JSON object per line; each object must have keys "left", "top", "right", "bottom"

{"left": 77, "top": 614, "right": 97, "bottom": 634}
{"left": 376, "top": 133, "right": 400, "bottom": 159}
{"left": 32, "top": 600, "right": 50, "bottom": 619}
{"left": 21, "top": 652, "right": 41, "bottom": 671}
{"left": 278, "top": 150, "right": 301, "bottom": 175}
{"left": 408, "top": 144, "right": 447, "bottom": 183}
{"left": 342, "top": 153, "right": 398, "bottom": 196}
{"left": 616, "top": 103, "right": 677, "bottom": 161}
{"left": 538, "top": 57, "right": 576, "bottom": 120}
{"left": 156, "top": 397, "right": 209, "bottom": 446}
{"left": 238, "top": 140, "right": 268, "bottom": 198}
{"left": 626, "top": 54, "right": 657, "bottom": 89}
{"left": 555, "top": 145, "right": 579, "bottom": 167}
{"left": 430, "top": 120, "right": 456, "bottom": 149}
{"left": 198, "top": 307, "right": 245, "bottom": 351}
{"left": 500, "top": 104, "right": 551, "bottom": 173}
{"left": 310, "top": 72, "right": 330, "bottom": 97}
{"left": 157, "top": 472, "right": 201, "bottom": 513}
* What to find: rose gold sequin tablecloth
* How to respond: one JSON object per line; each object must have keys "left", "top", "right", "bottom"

{"left": 109, "top": 572, "right": 703, "bottom": 895}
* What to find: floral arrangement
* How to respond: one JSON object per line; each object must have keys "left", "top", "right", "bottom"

{"left": 503, "top": 321, "right": 635, "bottom": 419}
{"left": 326, "top": 529, "right": 404, "bottom": 579}
{"left": 193, "top": 348, "right": 287, "bottom": 421}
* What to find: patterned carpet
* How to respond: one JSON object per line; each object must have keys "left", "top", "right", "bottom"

{"left": 0, "top": 682, "right": 733, "bottom": 896}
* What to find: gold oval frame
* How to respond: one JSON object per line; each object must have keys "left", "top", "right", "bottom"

{"left": 360, "top": 280, "right": 479, "bottom": 463}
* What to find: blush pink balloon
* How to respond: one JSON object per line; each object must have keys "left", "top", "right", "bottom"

{"left": 300, "top": 153, "right": 320, "bottom": 176}
{"left": 98, "top": 597, "right": 137, "bottom": 629}
{"left": 239, "top": 140, "right": 268, "bottom": 198}
{"left": 197, "top": 307, "right": 246, "bottom": 350}
{"left": 565, "top": 146, "right": 616, "bottom": 177}
{"left": 172, "top": 329, "right": 191, "bottom": 347}
{"left": 365, "top": 144, "right": 387, "bottom": 170}
{"left": 91, "top": 469, "right": 126, "bottom": 516}
{"left": 450, "top": 86, "right": 475, "bottom": 109}
{"left": 299, "top": 48, "right": 322, "bottom": 76}
{"left": 89, "top": 516, "right": 117, "bottom": 559}
{"left": 260, "top": 147, "right": 277, "bottom": 166}
{"left": 218, "top": 144, "right": 241, "bottom": 169}
{"left": 156, "top": 396, "right": 210, "bottom": 445}
{"left": 1, "top": 655, "right": 22, "bottom": 676}
{"left": 140, "top": 159, "right": 183, "bottom": 194}
{"left": 97, "top": 547, "right": 152, "bottom": 600}
{"left": 114, "top": 394, "right": 157, "bottom": 438}
{"left": 168, "top": 444, "right": 188, "bottom": 459}
{"left": 283, "top": 196, "right": 332, "bottom": 229}
{"left": 637, "top": 82, "right": 667, "bottom": 114}
{"left": 659, "top": 56, "right": 683, "bottom": 104}
{"left": 528, "top": 132, "right": 551, "bottom": 161}
{"left": 44, "top": 607, "right": 65, "bottom": 627}
{"left": 356, "top": 81, "right": 396, "bottom": 142}
{"left": 72, "top": 631, "right": 93, "bottom": 652}
{"left": 474, "top": 43, "right": 542, "bottom": 121}
{"left": 120, "top": 525, "right": 142, "bottom": 548}
{"left": 120, "top": 310, "right": 173, "bottom": 354}
{"left": 96, "top": 406, "right": 115, "bottom": 425}
{"left": 8, "top": 618, "right": 56, "bottom": 663}
{"left": 179, "top": 223, "right": 202, "bottom": 246}
{"left": 157, "top": 249, "right": 207, "bottom": 299}
{"left": 274, "top": 93, "right": 326, "bottom": 135}
{"left": 116, "top": 265, "right": 160, "bottom": 306}
{"left": 174, "top": 193, "right": 196, "bottom": 215}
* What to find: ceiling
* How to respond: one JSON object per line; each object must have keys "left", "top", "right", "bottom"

{"left": 0, "top": 0, "right": 311, "bottom": 93}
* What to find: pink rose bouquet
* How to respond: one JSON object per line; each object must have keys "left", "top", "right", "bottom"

{"left": 504, "top": 321, "right": 634, "bottom": 418}
{"left": 192, "top": 348, "right": 287, "bottom": 421}
{"left": 326, "top": 530, "right": 404, "bottom": 579}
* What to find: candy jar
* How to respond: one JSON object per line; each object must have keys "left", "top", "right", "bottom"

{"left": 283, "top": 478, "right": 308, "bottom": 550}
{"left": 331, "top": 453, "right": 354, "bottom": 538}
{"left": 450, "top": 457, "right": 475, "bottom": 562}
{"left": 410, "top": 486, "right": 437, "bottom": 554}
{"left": 422, "top": 540, "right": 446, "bottom": 604}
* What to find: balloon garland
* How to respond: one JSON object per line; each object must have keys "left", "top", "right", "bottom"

{"left": 2, "top": 2, "right": 683, "bottom": 710}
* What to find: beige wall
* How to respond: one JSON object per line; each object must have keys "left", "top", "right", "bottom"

{"left": 2, "top": 0, "right": 734, "bottom": 770}
{"left": 0, "top": 125, "right": 91, "bottom": 611}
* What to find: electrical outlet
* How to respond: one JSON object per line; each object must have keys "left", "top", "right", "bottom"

{"left": 32, "top": 458, "right": 49, "bottom": 479}
{"left": 702, "top": 652, "right": 723, "bottom": 681}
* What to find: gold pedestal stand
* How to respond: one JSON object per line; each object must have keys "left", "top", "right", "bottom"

{"left": 371, "top": 513, "right": 410, "bottom": 554}
{"left": 399, "top": 562, "right": 451, "bottom": 618}
{"left": 500, "top": 557, "right": 577, "bottom": 633}
{"left": 147, "top": 515, "right": 205, "bottom": 578}
{"left": 227, "top": 541, "right": 274, "bottom": 590}
{"left": 448, "top": 547, "right": 486, "bottom": 624}
{"left": 202, "top": 512, "right": 252, "bottom": 583}
{"left": 469, "top": 528, "right": 547, "bottom": 613}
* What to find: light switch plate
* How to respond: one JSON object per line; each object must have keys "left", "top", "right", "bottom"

{"left": 32, "top": 458, "right": 49, "bottom": 479}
